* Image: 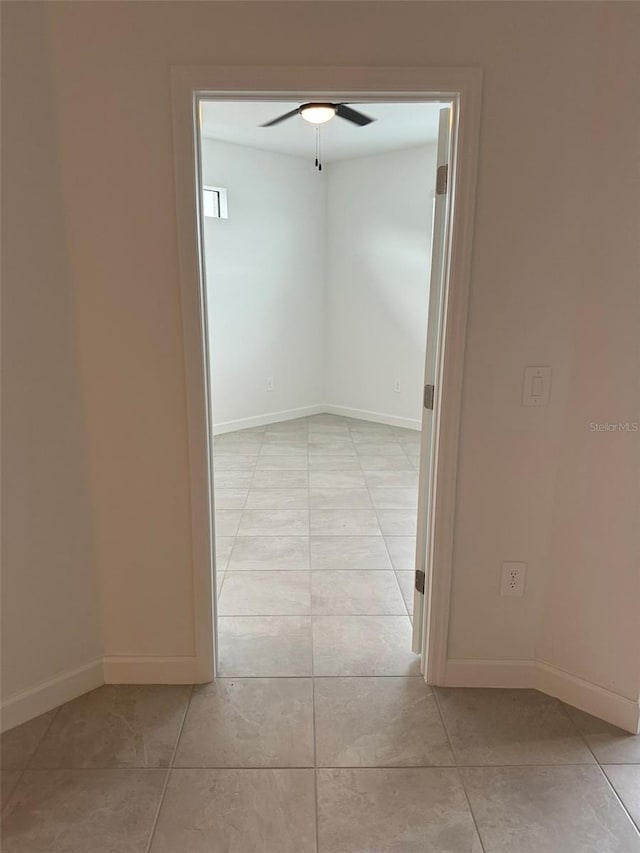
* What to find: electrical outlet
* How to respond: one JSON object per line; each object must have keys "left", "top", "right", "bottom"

{"left": 500, "top": 562, "right": 527, "bottom": 597}
{"left": 394, "top": 379, "right": 401, "bottom": 393}
{"left": 266, "top": 377, "right": 274, "bottom": 392}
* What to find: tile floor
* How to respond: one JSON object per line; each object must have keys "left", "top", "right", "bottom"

{"left": 214, "top": 415, "right": 420, "bottom": 681}
{"left": 2, "top": 414, "right": 639, "bottom": 851}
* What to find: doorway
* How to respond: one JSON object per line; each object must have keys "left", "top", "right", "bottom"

{"left": 199, "top": 97, "right": 451, "bottom": 677}
{"left": 170, "top": 68, "right": 481, "bottom": 686}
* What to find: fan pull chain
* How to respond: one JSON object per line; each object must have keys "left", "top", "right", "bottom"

{"left": 317, "top": 127, "right": 322, "bottom": 172}
{"left": 315, "top": 126, "right": 319, "bottom": 168}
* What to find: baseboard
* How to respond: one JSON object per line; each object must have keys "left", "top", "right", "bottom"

{"left": 102, "top": 655, "right": 204, "bottom": 684}
{"left": 1, "top": 655, "right": 209, "bottom": 732}
{"left": 213, "top": 404, "right": 421, "bottom": 434}
{"left": 444, "top": 658, "right": 538, "bottom": 689}
{"left": 444, "top": 658, "right": 640, "bottom": 734}
{"left": 212, "top": 405, "right": 325, "bottom": 435}
{"left": 3, "top": 652, "right": 637, "bottom": 735}
{"left": 1, "top": 659, "right": 103, "bottom": 733}
{"left": 324, "top": 404, "right": 421, "bottom": 431}
{"left": 535, "top": 659, "right": 640, "bottom": 734}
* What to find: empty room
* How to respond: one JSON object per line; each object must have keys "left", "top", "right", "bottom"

{"left": 200, "top": 99, "right": 444, "bottom": 675}
{"left": 2, "top": 2, "right": 639, "bottom": 852}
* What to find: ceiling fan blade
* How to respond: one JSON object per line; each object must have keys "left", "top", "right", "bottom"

{"left": 260, "top": 108, "right": 300, "bottom": 127}
{"left": 335, "top": 104, "right": 375, "bottom": 126}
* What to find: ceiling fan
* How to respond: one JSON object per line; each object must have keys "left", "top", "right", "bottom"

{"left": 260, "top": 102, "right": 375, "bottom": 128}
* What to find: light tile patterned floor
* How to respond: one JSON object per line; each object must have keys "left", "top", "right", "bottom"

{"left": 215, "top": 415, "right": 420, "bottom": 630}
{"left": 2, "top": 415, "right": 639, "bottom": 851}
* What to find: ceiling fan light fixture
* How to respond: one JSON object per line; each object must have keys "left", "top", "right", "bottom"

{"left": 299, "top": 104, "right": 336, "bottom": 124}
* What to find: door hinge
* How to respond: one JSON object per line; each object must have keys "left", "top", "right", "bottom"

{"left": 424, "top": 384, "right": 435, "bottom": 410}
{"left": 415, "top": 569, "right": 425, "bottom": 594}
{"left": 436, "top": 163, "right": 448, "bottom": 195}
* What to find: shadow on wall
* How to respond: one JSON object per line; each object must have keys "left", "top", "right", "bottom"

{"left": 1, "top": 4, "right": 101, "bottom": 711}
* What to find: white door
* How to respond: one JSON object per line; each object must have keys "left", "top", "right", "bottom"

{"left": 412, "top": 106, "right": 453, "bottom": 657}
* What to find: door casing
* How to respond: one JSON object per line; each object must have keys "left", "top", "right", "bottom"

{"left": 170, "top": 65, "right": 483, "bottom": 684}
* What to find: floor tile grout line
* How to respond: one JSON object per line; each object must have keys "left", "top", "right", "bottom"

{"left": 219, "top": 613, "right": 421, "bottom": 619}
{"left": 3, "top": 700, "right": 65, "bottom": 808}
{"left": 307, "top": 421, "right": 312, "bottom": 566}
{"left": 431, "top": 687, "right": 488, "bottom": 853}
{"left": 308, "top": 427, "right": 321, "bottom": 853}
{"left": 21, "top": 701, "right": 63, "bottom": 773}
{"left": 220, "top": 609, "right": 411, "bottom": 618}
{"left": 554, "top": 698, "right": 640, "bottom": 835}
{"left": 431, "top": 687, "right": 460, "bottom": 767}
{"left": 145, "top": 684, "right": 193, "bottom": 853}
{"left": 450, "top": 779, "right": 492, "bottom": 848}
{"left": 555, "top": 697, "right": 599, "bottom": 757}
{"left": 227, "top": 534, "right": 412, "bottom": 539}
{"left": 598, "top": 764, "right": 640, "bottom": 837}
{"left": 305, "top": 422, "right": 313, "bottom": 624}
{"left": 358, "top": 431, "right": 415, "bottom": 617}
{"left": 14, "top": 760, "right": 635, "bottom": 772}
{"left": 365, "top": 426, "right": 417, "bottom": 615}
{"left": 217, "top": 427, "right": 265, "bottom": 598}
{"left": 213, "top": 673, "right": 425, "bottom": 679}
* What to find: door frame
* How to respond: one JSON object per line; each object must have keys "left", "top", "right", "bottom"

{"left": 170, "top": 65, "right": 482, "bottom": 684}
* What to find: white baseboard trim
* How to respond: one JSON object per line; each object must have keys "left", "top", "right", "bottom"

{"left": 103, "top": 655, "right": 204, "bottom": 684}
{"left": 3, "top": 652, "right": 637, "bottom": 735}
{"left": 1, "top": 659, "right": 103, "bottom": 733}
{"left": 444, "top": 658, "right": 538, "bottom": 688}
{"left": 324, "top": 404, "right": 421, "bottom": 431}
{"left": 535, "top": 659, "right": 640, "bottom": 734}
{"left": 444, "top": 658, "right": 640, "bottom": 734}
{"left": 212, "top": 405, "right": 324, "bottom": 436}
{"left": 212, "top": 404, "right": 421, "bottom": 435}
{"left": 1, "top": 655, "right": 210, "bottom": 732}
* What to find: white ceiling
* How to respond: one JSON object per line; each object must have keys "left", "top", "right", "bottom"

{"left": 200, "top": 100, "right": 446, "bottom": 163}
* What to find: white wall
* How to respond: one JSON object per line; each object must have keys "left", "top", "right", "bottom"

{"left": 1, "top": 4, "right": 103, "bottom": 727}
{"left": 326, "top": 146, "right": 437, "bottom": 427}
{"left": 201, "top": 139, "right": 325, "bottom": 431}
{"left": 2, "top": 1, "right": 639, "bottom": 730}
{"left": 202, "top": 141, "right": 434, "bottom": 431}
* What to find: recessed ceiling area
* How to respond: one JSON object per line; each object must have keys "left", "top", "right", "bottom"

{"left": 200, "top": 100, "right": 447, "bottom": 162}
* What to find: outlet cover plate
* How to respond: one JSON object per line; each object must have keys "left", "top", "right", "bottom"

{"left": 500, "top": 561, "right": 527, "bottom": 597}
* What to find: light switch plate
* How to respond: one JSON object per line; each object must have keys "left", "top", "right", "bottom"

{"left": 523, "top": 366, "right": 551, "bottom": 406}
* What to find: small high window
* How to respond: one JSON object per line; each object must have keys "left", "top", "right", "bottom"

{"left": 203, "top": 186, "right": 228, "bottom": 219}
